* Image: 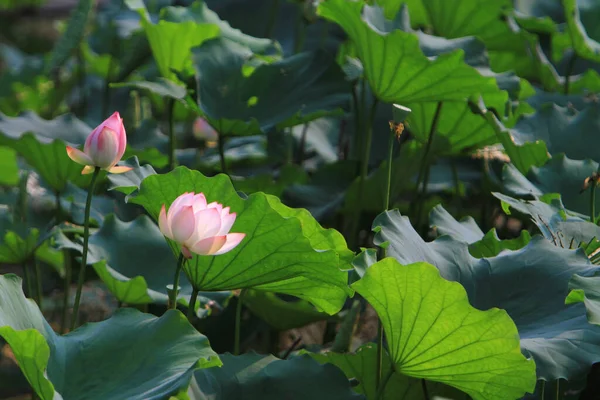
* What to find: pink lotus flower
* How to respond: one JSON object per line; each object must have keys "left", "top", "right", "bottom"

{"left": 159, "top": 192, "right": 245, "bottom": 259}
{"left": 66, "top": 111, "right": 132, "bottom": 175}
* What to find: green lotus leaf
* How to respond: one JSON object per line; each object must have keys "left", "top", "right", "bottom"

{"left": 373, "top": 209, "right": 600, "bottom": 380}
{"left": 0, "top": 274, "right": 221, "bottom": 400}
{"left": 0, "top": 112, "right": 94, "bottom": 191}
{"left": 243, "top": 290, "right": 332, "bottom": 331}
{"left": 509, "top": 103, "right": 600, "bottom": 161}
{"left": 310, "top": 344, "right": 466, "bottom": 399}
{"left": 476, "top": 108, "right": 549, "bottom": 174}
{"left": 566, "top": 274, "right": 600, "bottom": 326}
{"left": 128, "top": 167, "right": 352, "bottom": 314}
{"left": 352, "top": 258, "right": 536, "bottom": 399}
{"left": 107, "top": 156, "right": 157, "bottom": 196}
{"left": 160, "top": 2, "right": 279, "bottom": 54}
{"left": 111, "top": 78, "right": 188, "bottom": 100}
{"left": 493, "top": 191, "right": 600, "bottom": 252}
{"left": 419, "top": 0, "right": 538, "bottom": 78}
{"left": 53, "top": 214, "right": 232, "bottom": 317}
{"left": 127, "top": 2, "right": 220, "bottom": 82}
{"left": 501, "top": 155, "right": 600, "bottom": 217}
{"left": 513, "top": 0, "right": 563, "bottom": 34}
{"left": 318, "top": 0, "right": 502, "bottom": 105}
{"left": 192, "top": 38, "right": 350, "bottom": 136}
{"left": 430, "top": 204, "right": 531, "bottom": 257}
{"left": 0, "top": 146, "right": 19, "bottom": 186}
{"left": 557, "top": 0, "right": 600, "bottom": 63}
{"left": 192, "top": 352, "right": 362, "bottom": 400}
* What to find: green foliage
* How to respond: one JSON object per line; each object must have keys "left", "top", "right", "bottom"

{"left": 0, "top": 274, "right": 220, "bottom": 399}
{"left": 6, "top": 0, "right": 600, "bottom": 397}
{"left": 128, "top": 167, "right": 352, "bottom": 314}
{"left": 47, "top": 0, "right": 94, "bottom": 73}
{"left": 352, "top": 258, "right": 536, "bottom": 399}
{"left": 193, "top": 352, "right": 362, "bottom": 399}
{"left": 373, "top": 209, "right": 600, "bottom": 380}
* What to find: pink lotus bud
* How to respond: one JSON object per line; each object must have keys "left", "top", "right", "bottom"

{"left": 66, "top": 111, "right": 132, "bottom": 175}
{"left": 193, "top": 118, "right": 218, "bottom": 142}
{"left": 158, "top": 192, "right": 245, "bottom": 259}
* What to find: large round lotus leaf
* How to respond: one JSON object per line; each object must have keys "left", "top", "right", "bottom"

{"left": 192, "top": 352, "right": 362, "bottom": 400}
{"left": 53, "top": 214, "right": 232, "bottom": 317}
{"left": 0, "top": 274, "right": 221, "bottom": 400}
{"left": 310, "top": 344, "right": 466, "bottom": 400}
{"left": 493, "top": 191, "right": 600, "bottom": 250}
{"left": 352, "top": 258, "right": 536, "bottom": 400}
{"left": 317, "top": 0, "right": 503, "bottom": 105}
{"left": 430, "top": 204, "right": 531, "bottom": 257}
{"left": 192, "top": 37, "right": 350, "bottom": 136}
{"left": 128, "top": 166, "right": 352, "bottom": 315}
{"left": 566, "top": 274, "right": 600, "bottom": 326}
{"left": 502, "top": 155, "right": 600, "bottom": 218}
{"left": 373, "top": 209, "right": 600, "bottom": 381}
{"left": 0, "top": 112, "right": 92, "bottom": 191}
{"left": 509, "top": 104, "right": 600, "bottom": 161}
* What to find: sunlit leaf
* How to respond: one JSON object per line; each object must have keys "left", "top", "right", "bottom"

{"left": 310, "top": 344, "right": 466, "bottom": 399}
{"left": 352, "top": 258, "right": 536, "bottom": 399}
{"left": 128, "top": 167, "right": 352, "bottom": 314}
{"left": 373, "top": 209, "right": 600, "bottom": 380}
{"left": 318, "top": 0, "right": 502, "bottom": 104}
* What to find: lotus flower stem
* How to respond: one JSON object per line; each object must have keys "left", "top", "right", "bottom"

{"left": 70, "top": 166, "right": 101, "bottom": 330}
{"left": 412, "top": 102, "right": 443, "bottom": 227}
{"left": 374, "top": 363, "right": 394, "bottom": 400}
{"left": 383, "top": 125, "right": 396, "bottom": 211}
{"left": 218, "top": 134, "right": 227, "bottom": 174}
{"left": 350, "top": 98, "right": 379, "bottom": 247}
{"left": 591, "top": 183, "right": 596, "bottom": 224}
{"left": 187, "top": 287, "right": 199, "bottom": 320}
{"left": 234, "top": 289, "right": 247, "bottom": 355}
{"left": 421, "top": 379, "right": 430, "bottom": 400}
{"left": 170, "top": 252, "right": 185, "bottom": 310}
{"left": 60, "top": 250, "right": 72, "bottom": 334}
{"left": 167, "top": 98, "right": 176, "bottom": 170}
{"left": 34, "top": 258, "right": 43, "bottom": 311}
{"left": 22, "top": 260, "right": 33, "bottom": 301}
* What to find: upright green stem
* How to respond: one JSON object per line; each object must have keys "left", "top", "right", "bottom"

{"left": 591, "top": 183, "right": 596, "bottom": 224}
{"left": 234, "top": 289, "right": 246, "bottom": 355}
{"left": 265, "top": 0, "right": 281, "bottom": 39}
{"left": 421, "top": 379, "right": 430, "bottom": 400}
{"left": 412, "top": 102, "right": 443, "bottom": 225}
{"left": 167, "top": 98, "right": 176, "bottom": 171}
{"left": 170, "top": 252, "right": 185, "bottom": 310}
{"left": 375, "top": 365, "right": 394, "bottom": 400}
{"left": 70, "top": 167, "right": 101, "bottom": 331}
{"left": 34, "top": 258, "right": 43, "bottom": 311}
{"left": 217, "top": 134, "right": 227, "bottom": 174}
{"left": 187, "top": 287, "right": 199, "bottom": 320}
{"left": 383, "top": 126, "right": 396, "bottom": 211}
{"left": 350, "top": 99, "right": 379, "bottom": 247}
{"left": 296, "top": 123, "right": 310, "bottom": 164}
{"left": 564, "top": 53, "right": 578, "bottom": 95}
{"left": 22, "top": 261, "right": 33, "bottom": 299}
{"left": 376, "top": 125, "right": 397, "bottom": 390}
{"left": 60, "top": 250, "right": 72, "bottom": 334}
{"left": 293, "top": 9, "right": 306, "bottom": 54}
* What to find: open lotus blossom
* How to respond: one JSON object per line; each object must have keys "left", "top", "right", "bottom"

{"left": 66, "top": 111, "right": 132, "bottom": 175}
{"left": 159, "top": 192, "right": 245, "bottom": 258}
